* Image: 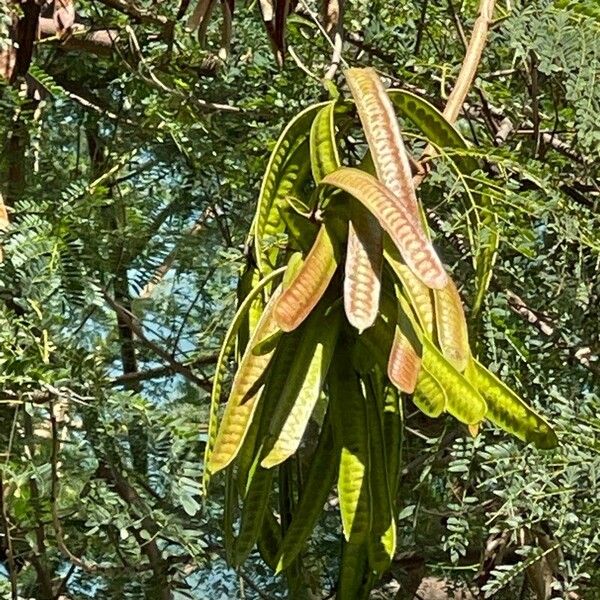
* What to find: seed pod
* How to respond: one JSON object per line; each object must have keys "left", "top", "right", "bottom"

{"left": 434, "top": 278, "right": 470, "bottom": 372}
{"left": 323, "top": 167, "right": 447, "bottom": 289}
{"left": 274, "top": 223, "right": 339, "bottom": 331}
{"left": 275, "top": 414, "right": 338, "bottom": 572}
{"left": 412, "top": 366, "right": 446, "bottom": 418}
{"left": 346, "top": 68, "right": 420, "bottom": 221}
{"left": 254, "top": 102, "right": 327, "bottom": 272}
{"left": 422, "top": 337, "right": 487, "bottom": 425}
{"left": 383, "top": 241, "right": 435, "bottom": 334}
{"left": 310, "top": 100, "right": 340, "bottom": 183}
{"left": 466, "top": 358, "right": 558, "bottom": 449}
{"left": 204, "top": 267, "right": 285, "bottom": 490}
{"left": 387, "top": 324, "right": 421, "bottom": 394}
{"left": 365, "top": 382, "right": 396, "bottom": 573}
{"left": 388, "top": 89, "right": 479, "bottom": 175}
{"left": 345, "top": 202, "right": 383, "bottom": 332}
{"left": 209, "top": 286, "right": 283, "bottom": 474}
{"left": 234, "top": 459, "right": 274, "bottom": 565}
{"left": 262, "top": 303, "right": 341, "bottom": 468}
{"left": 329, "top": 350, "right": 371, "bottom": 544}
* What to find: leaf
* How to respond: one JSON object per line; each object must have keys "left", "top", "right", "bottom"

{"left": 330, "top": 353, "right": 371, "bottom": 544}
{"left": 322, "top": 167, "right": 447, "bottom": 289}
{"left": 208, "top": 286, "right": 283, "bottom": 474}
{"left": 253, "top": 101, "right": 326, "bottom": 272}
{"left": 275, "top": 413, "right": 338, "bottom": 572}
{"left": 274, "top": 223, "right": 339, "bottom": 332}
{"left": 345, "top": 68, "right": 420, "bottom": 221}
{"left": 261, "top": 303, "right": 341, "bottom": 468}
{"left": 466, "top": 358, "right": 558, "bottom": 449}
{"left": 388, "top": 89, "right": 479, "bottom": 175}
{"left": 434, "top": 278, "right": 470, "bottom": 372}
{"left": 203, "top": 267, "right": 286, "bottom": 490}
{"left": 422, "top": 337, "right": 487, "bottom": 425}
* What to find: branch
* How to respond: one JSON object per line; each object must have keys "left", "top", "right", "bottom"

{"left": 138, "top": 207, "right": 212, "bottom": 299}
{"left": 111, "top": 353, "right": 218, "bottom": 386}
{"left": 103, "top": 293, "right": 213, "bottom": 392}
{"left": 442, "top": 0, "right": 496, "bottom": 124}
{"left": 38, "top": 18, "right": 119, "bottom": 56}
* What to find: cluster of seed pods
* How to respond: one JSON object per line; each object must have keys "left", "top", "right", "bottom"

{"left": 204, "top": 68, "right": 558, "bottom": 596}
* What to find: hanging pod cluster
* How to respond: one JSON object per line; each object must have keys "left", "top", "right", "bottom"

{"left": 204, "top": 68, "right": 558, "bottom": 596}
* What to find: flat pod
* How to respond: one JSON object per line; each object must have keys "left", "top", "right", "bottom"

{"left": 203, "top": 267, "right": 286, "bottom": 490}
{"left": 422, "top": 337, "right": 487, "bottom": 425}
{"left": 323, "top": 167, "right": 447, "bottom": 289}
{"left": 384, "top": 242, "right": 435, "bottom": 334}
{"left": 329, "top": 355, "right": 371, "bottom": 544}
{"left": 208, "top": 286, "right": 283, "bottom": 474}
{"left": 344, "top": 205, "right": 383, "bottom": 332}
{"left": 261, "top": 305, "right": 341, "bottom": 468}
{"left": 274, "top": 223, "right": 339, "bottom": 331}
{"left": 346, "top": 68, "right": 420, "bottom": 221}
{"left": 275, "top": 415, "right": 339, "bottom": 572}
{"left": 434, "top": 278, "right": 470, "bottom": 372}
{"left": 412, "top": 366, "right": 446, "bottom": 418}
{"left": 310, "top": 100, "right": 340, "bottom": 183}
{"left": 387, "top": 325, "right": 421, "bottom": 394}
{"left": 388, "top": 89, "right": 479, "bottom": 175}
{"left": 253, "top": 101, "right": 327, "bottom": 272}
{"left": 466, "top": 358, "right": 558, "bottom": 449}
{"left": 234, "top": 459, "right": 274, "bottom": 565}
{"left": 365, "top": 383, "right": 396, "bottom": 573}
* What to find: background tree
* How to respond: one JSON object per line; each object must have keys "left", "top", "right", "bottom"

{"left": 0, "top": 1, "right": 598, "bottom": 599}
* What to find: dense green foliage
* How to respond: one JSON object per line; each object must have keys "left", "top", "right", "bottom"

{"left": 0, "top": 1, "right": 598, "bottom": 599}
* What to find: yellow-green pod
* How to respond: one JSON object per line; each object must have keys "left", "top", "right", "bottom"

{"left": 233, "top": 456, "right": 274, "bottom": 565}
{"left": 384, "top": 240, "right": 435, "bottom": 334}
{"left": 433, "top": 278, "right": 470, "bottom": 372}
{"left": 412, "top": 366, "right": 447, "bottom": 418}
{"left": 422, "top": 337, "right": 487, "bottom": 425}
{"left": 365, "top": 383, "right": 396, "bottom": 574}
{"left": 262, "top": 304, "right": 341, "bottom": 468}
{"left": 338, "top": 541, "right": 371, "bottom": 600}
{"left": 466, "top": 358, "right": 558, "bottom": 449}
{"left": 310, "top": 100, "right": 341, "bottom": 183}
{"left": 208, "top": 286, "right": 283, "bottom": 474}
{"left": 275, "top": 414, "right": 338, "bottom": 572}
{"left": 204, "top": 267, "right": 285, "bottom": 491}
{"left": 329, "top": 350, "right": 371, "bottom": 544}
{"left": 253, "top": 101, "right": 327, "bottom": 272}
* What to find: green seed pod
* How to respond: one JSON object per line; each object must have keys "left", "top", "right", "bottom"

{"left": 275, "top": 413, "right": 338, "bottom": 572}
{"left": 466, "top": 358, "right": 558, "bottom": 449}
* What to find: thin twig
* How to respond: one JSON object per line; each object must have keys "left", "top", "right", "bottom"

{"left": 104, "top": 293, "right": 212, "bottom": 391}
